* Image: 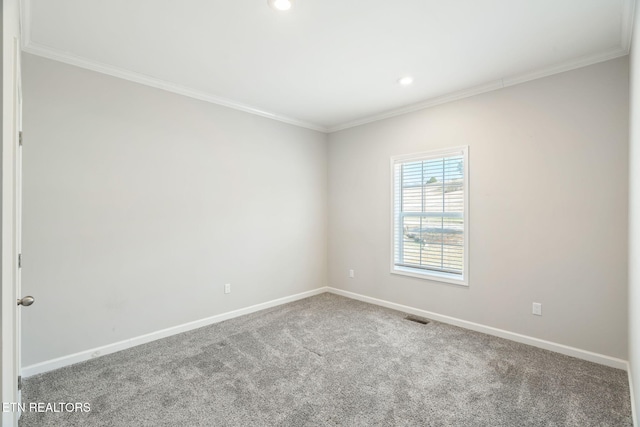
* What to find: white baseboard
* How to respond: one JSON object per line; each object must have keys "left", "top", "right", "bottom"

{"left": 629, "top": 366, "right": 638, "bottom": 427}
{"left": 22, "top": 285, "right": 629, "bottom": 378}
{"left": 22, "top": 287, "right": 329, "bottom": 377}
{"left": 327, "top": 287, "right": 628, "bottom": 371}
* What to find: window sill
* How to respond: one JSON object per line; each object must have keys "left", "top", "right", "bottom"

{"left": 391, "top": 265, "right": 468, "bottom": 287}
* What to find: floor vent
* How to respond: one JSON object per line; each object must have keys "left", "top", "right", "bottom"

{"left": 405, "top": 315, "right": 431, "bottom": 325}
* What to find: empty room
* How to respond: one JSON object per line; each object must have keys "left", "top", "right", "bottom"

{"left": 2, "top": 0, "right": 640, "bottom": 425}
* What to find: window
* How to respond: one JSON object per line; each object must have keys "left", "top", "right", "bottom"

{"left": 391, "top": 146, "right": 469, "bottom": 286}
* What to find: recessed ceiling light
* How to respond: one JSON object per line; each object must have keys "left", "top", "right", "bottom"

{"left": 398, "top": 76, "right": 414, "bottom": 86}
{"left": 268, "top": 0, "right": 292, "bottom": 11}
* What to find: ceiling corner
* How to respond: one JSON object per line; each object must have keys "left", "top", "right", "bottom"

{"left": 19, "top": 1, "right": 327, "bottom": 133}
{"left": 622, "top": 0, "right": 636, "bottom": 53}
{"left": 20, "top": 0, "right": 31, "bottom": 49}
{"left": 20, "top": 44, "right": 328, "bottom": 133}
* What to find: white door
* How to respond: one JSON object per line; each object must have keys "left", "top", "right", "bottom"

{"left": 2, "top": 1, "right": 26, "bottom": 425}
{"left": 12, "top": 33, "right": 31, "bottom": 421}
{"left": 15, "top": 34, "right": 25, "bottom": 414}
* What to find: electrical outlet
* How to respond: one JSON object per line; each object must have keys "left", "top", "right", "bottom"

{"left": 349, "top": 269, "right": 355, "bottom": 278}
{"left": 224, "top": 283, "right": 231, "bottom": 294}
{"left": 532, "top": 302, "right": 542, "bottom": 316}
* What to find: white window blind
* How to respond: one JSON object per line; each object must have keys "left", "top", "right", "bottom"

{"left": 391, "top": 146, "right": 468, "bottom": 285}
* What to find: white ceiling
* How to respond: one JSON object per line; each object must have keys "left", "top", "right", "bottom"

{"left": 23, "top": 0, "right": 634, "bottom": 132}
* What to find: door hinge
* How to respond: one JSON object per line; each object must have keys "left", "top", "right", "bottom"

{"left": 18, "top": 253, "right": 22, "bottom": 268}
{"left": 18, "top": 376, "right": 22, "bottom": 391}
{"left": 19, "top": 131, "right": 22, "bottom": 146}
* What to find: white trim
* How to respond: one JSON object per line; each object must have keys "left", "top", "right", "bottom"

{"left": 327, "top": 287, "right": 629, "bottom": 370}
{"left": 390, "top": 267, "right": 466, "bottom": 287}
{"left": 20, "top": 41, "right": 631, "bottom": 136}
{"left": 329, "top": 47, "right": 629, "bottom": 132}
{"left": 622, "top": 0, "right": 636, "bottom": 53}
{"left": 20, "top": 0, "right": 31, "bottom": 49}
{"left": 20, "top": 285, "right": 632, "bottom": 384}
{"left": 628, "top": 366, "right": 638, "bottom": 427}
{"left": 3, "top": 1, "right": 22, "bottom": 422}
{"left": 20, "top": 39, "right": 632, "bottom": 136}
{"left": 331, "top": 81, "right": 504, "bottom": 132}
{"left": 502, "top": 47, "right": 628, "bottom": 87}
{"left": 390, "top": 146, "right": 469, "bottom": 287}
{"left": 20, "top": 0, "right": 634, "bottom": 134}
{"left": 390, "top": 145, "right": 468, "bottom": 163}
{"left": 22, "top": 287, "right": 329, "bottom": 377}
{"left": 21, "top": 41, "right": 329, "bottom": 133}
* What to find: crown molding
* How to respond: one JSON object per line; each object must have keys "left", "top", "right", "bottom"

{"left": 329, "top": 0, "right": 635, "bottom": 132}
{"left": 328, "top": 81, "right": 505, "bottom": 133}
{"left": 328, "top": 46, "right": 628, "bottom": 132}
{"left": 22, "top": 40, "right": 329, "bottom": 133}
{"left": 20, "top": 0, "right": 327, "bottom": 131}
{"left": 20, "top": 0, "right": 31, "bottom": 49}
{"left": 22, "top": 40, "right": 629, "bottom": 135}
{"left": 503, "top": 47, "right": 627, "bottom": 87}
{"left": 622, "top": 0, "right": 636, "bottom": 53}
{"left": 21, "top": 0, "right": 634, "bottom": 135}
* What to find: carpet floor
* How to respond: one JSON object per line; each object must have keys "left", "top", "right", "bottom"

{"left": 20, "top": 293, "right": 632, "bottom": 426}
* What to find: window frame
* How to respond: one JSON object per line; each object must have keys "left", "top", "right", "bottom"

{"left": 389, "top": 146, "right": 469, "bottom": 286}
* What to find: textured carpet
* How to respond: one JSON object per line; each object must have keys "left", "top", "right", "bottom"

{"left": 20, "top": 293, "right": 632, "bottom": 426}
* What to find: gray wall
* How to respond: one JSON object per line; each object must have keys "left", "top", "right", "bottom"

{"left": 21, "top": 54, "right": 328, "bottom": 367}
{"left": 629, "top": 0, "right": 640, "bottom": 414}
{"left": 328, "top": 58, "right": 629, "bottom": 359}
{"left": 22, "top": 52, "right": 630, "bottom": 368}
